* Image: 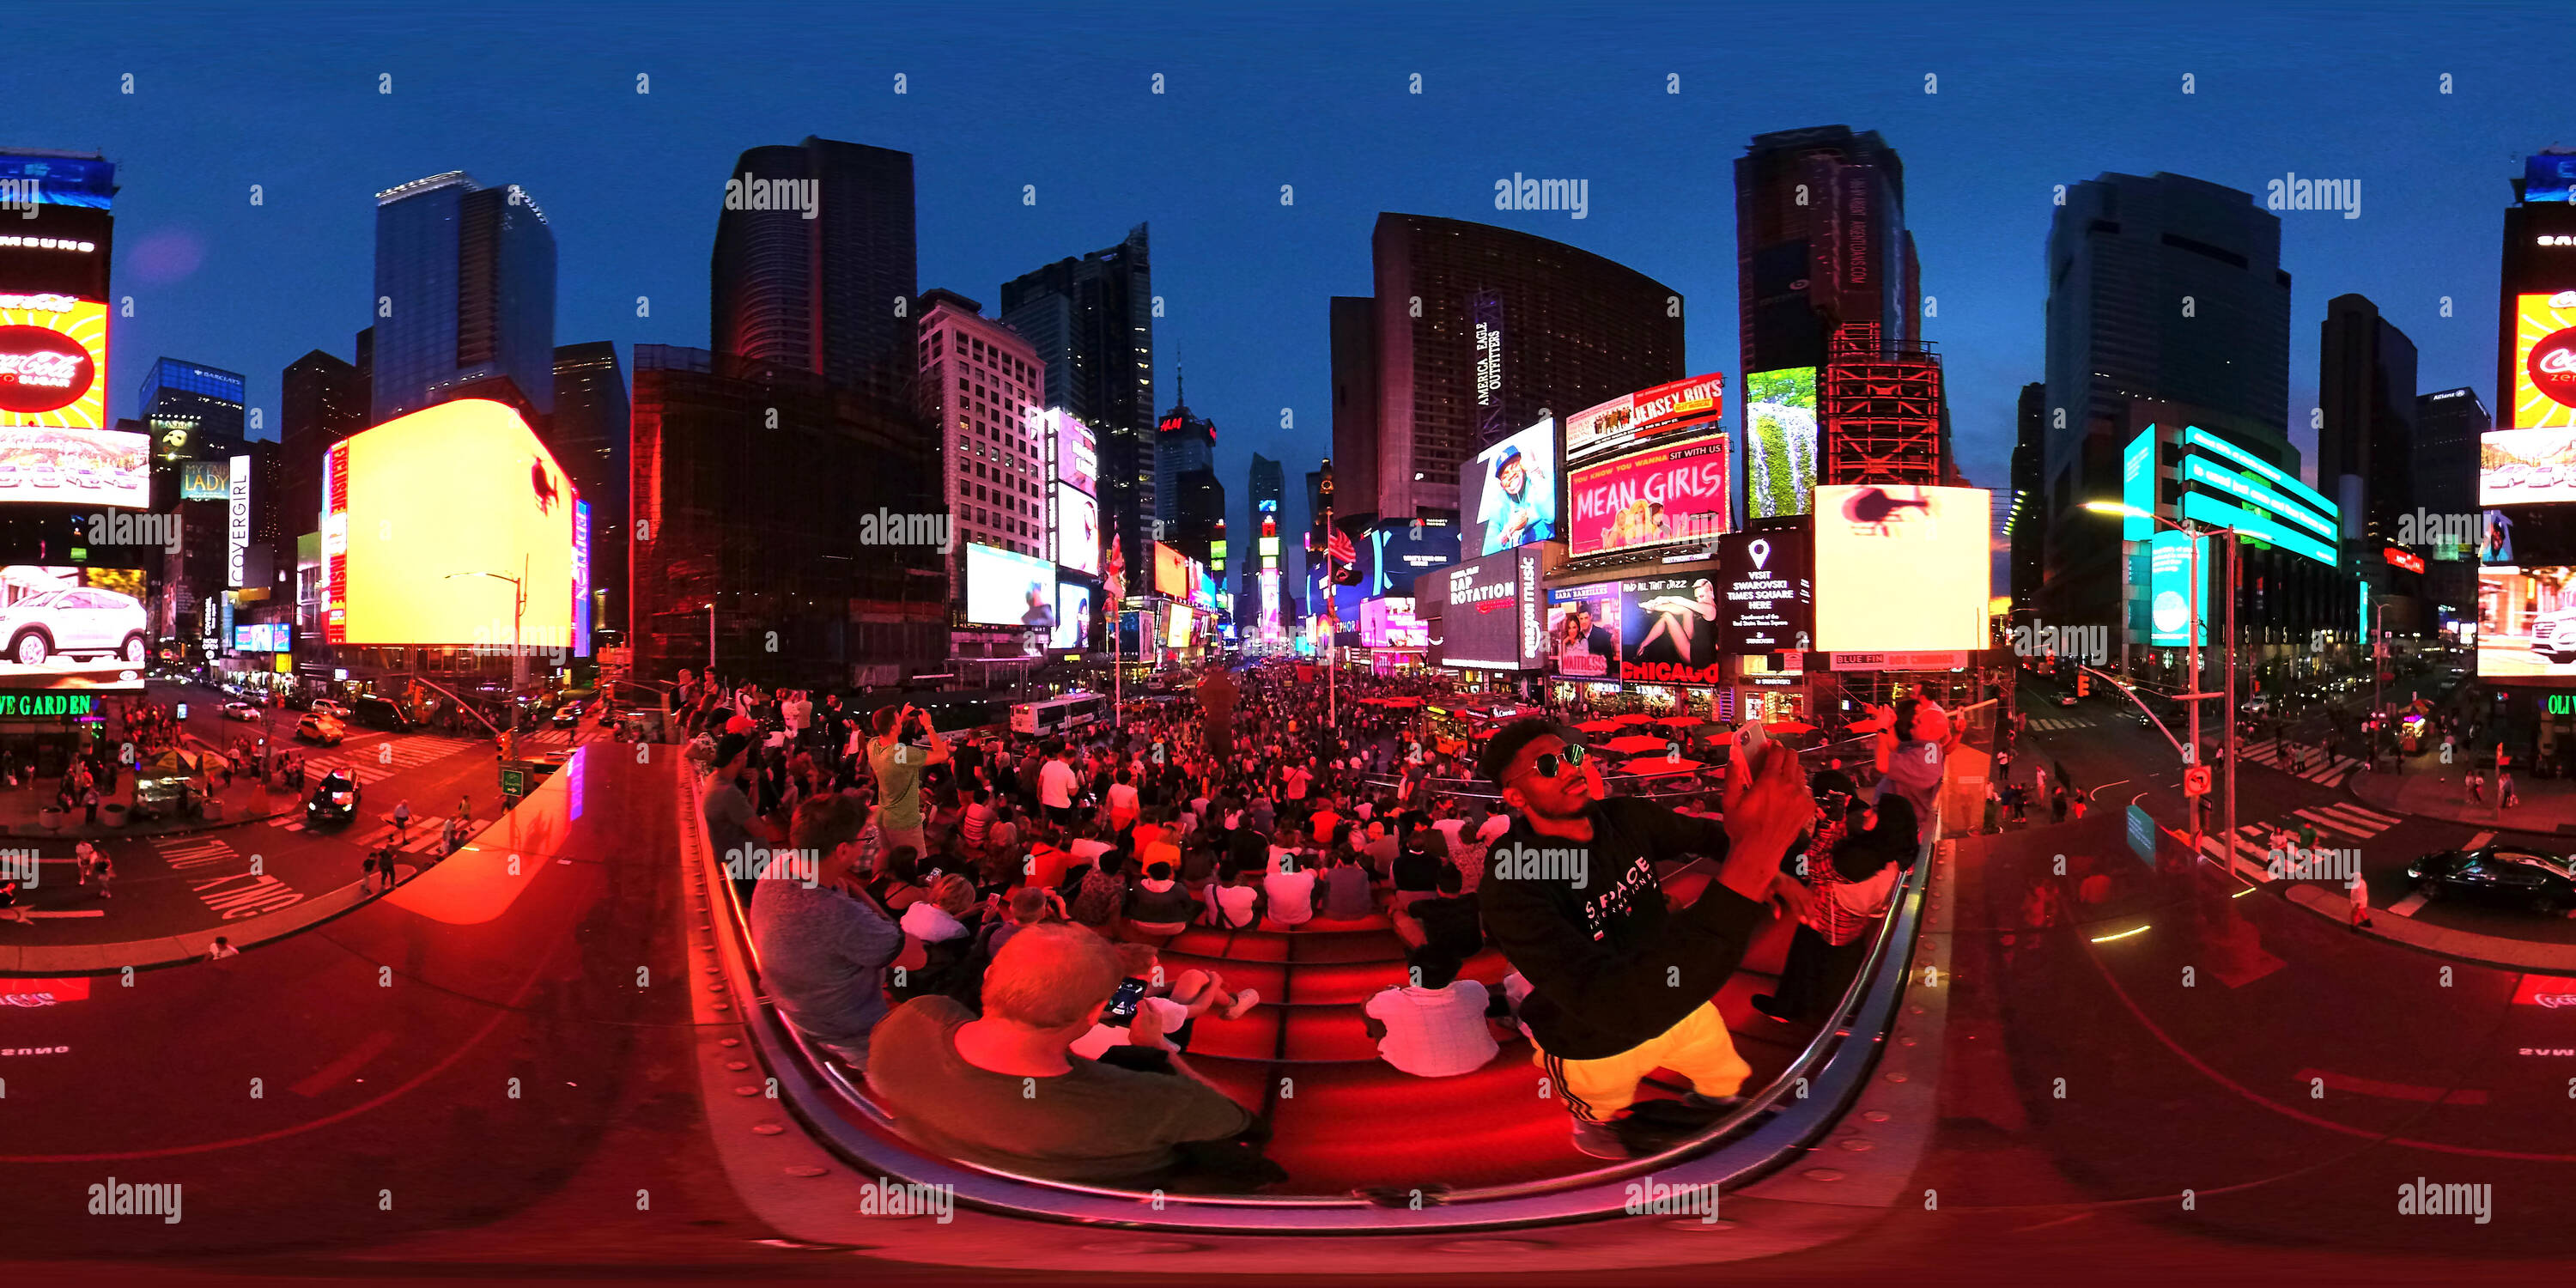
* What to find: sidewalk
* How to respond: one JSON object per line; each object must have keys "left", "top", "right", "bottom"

{"left": 2347, "top": 749, "right": 2576, "bottom": 834}
{"left": 0, "top": 755, "right": 299, "bottom": 841}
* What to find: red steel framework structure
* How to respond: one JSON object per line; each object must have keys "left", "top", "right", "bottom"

{"left": 1822, "top": 321, "right": 1944, "bottom": 487}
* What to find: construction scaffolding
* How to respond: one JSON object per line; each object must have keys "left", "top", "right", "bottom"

{"left": 1824, "top": 322, "right": 1945, "bottom": 488}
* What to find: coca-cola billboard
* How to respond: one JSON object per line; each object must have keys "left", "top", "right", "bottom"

{"left": 2512, "top": 291, "right": 2576, "bottom": 429}
{"left": 0, "top": 295, "right": 107, "bottom": 428}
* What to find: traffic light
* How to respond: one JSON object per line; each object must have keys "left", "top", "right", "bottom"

{"left": 2184, "top": 765, "right": 2212, "bottom": 796}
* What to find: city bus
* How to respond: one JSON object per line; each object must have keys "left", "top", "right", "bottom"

{"left": 1011, "top": 690, "right": 1108, "bottom": 738}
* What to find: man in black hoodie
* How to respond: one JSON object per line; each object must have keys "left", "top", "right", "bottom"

{"left": 1478, "top": 718, "right": 1813, "bottom": 1158}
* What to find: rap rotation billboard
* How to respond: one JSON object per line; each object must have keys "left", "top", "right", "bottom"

{"left": 323, "top": 399, "right": 578, "bottom": 651}
{"left": 1439, "top": 548, "right": 1545, "bottom": 671}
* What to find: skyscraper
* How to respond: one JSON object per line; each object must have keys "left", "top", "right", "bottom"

{"left": 2039, "top": 172, "right": 2294, "bottom": 629}
{"left": 914, "top": 288, "right": 1046, "bottom": 646}
{"left": 553, "top": 342, "right": 630, "bottom": 641}
{"left": 1001, "top": 224, "right": 1154, "bottom": 574}
{"left": 279, "top": 347, "right": 370, "bottom": 594}
{"left": 2318, "top": 294, "right": 2420, "bottom": 556}
{"left": 2009, "top": 382, "right": 2045, "bottom": 609}
{"left": 1327, "top": 298, "right": 1379, "bottom": 536}
{"left": 1247, "top": 452, "right": 1284, "bottom": 637}
{"left": 2414, "top": 387, "right": 2488, "bottom": 526}
{"left": 1155, "top": 378, "right": 1215, "bottom": 530}
{"left": 137, "top": 359, "right": 246, "bottom": 459}
{"left": 371, "top": 172, "right": 557, "bottom": 423}
{"left": 1346, "top": 215, "right": 1682, "bottom": 527}
{"left": 709, "top": 137, "right": 918, "bottom": 398}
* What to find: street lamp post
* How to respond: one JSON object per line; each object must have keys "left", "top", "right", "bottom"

{"left": 447, "top": 562, "right": 528, "bottom": 762}
{"left": 2087, "top": 501, "right": 2245, "bottom": 867}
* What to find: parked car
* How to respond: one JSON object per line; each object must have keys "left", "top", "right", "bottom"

{"left": 220, "top": 701, "right": 260, "bottom": 722}
{"left": 0, "top": 586, "right": 150, "bottom": 668}
{"left": 295, "top": 714, "right": 347, "bottom": 746}
{"left": 305, "top": 770, "right": 363, "bottom": 827}
{"left": 310, "top": 699, "right": 352, "bottom": 720}
{"left": 2405, "top": 845, "right": 2576, "bottom": 914}
{"left": 349, "top": 694, "right": 412, "bottom": 732}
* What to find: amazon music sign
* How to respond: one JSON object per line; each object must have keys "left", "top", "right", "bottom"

{"left": 1718, "top": 528, "right": 1813, "bottom": 654}
{"left": 1440, "top": 548, "right": 1545, "bottom": 671}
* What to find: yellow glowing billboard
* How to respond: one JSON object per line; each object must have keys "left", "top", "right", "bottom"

{"left": 0, "top": 295, "right": 109, "bottom": 430}
{"left": 2513, "top": 292, "right": 2576, "bottom": 429}
{"left": 323, "top": 399, "right": 577, "bottom": 649}
{"left": 1813, "top": 484, "right": 1992, "bottom": 653}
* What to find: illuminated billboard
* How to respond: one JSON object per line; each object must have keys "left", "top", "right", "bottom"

{"left": 1052, "top": 581, "right": 1092, "bottom": 651}
{"left": 0, "top": 564, "right": 150, "bottom": 690}
{"left": 179, "top": 459, "right": 229, "bottom": 501}
{"left": 2512, "top": 292, "right": 2576, "bottom": 429}
{"left": 571, "top": 498, "right": 592, "bottom": 657}
{"left": 2480, "top": 427, "right": 2576, "bottom": 505}
{"left": 322, "top": 399, "right": 577, "bottom": 650}
{"left": 1619, "top": 572, "right": 1726, "bottom": 686}
{"left": 0, "top": 424, "right": 147, "bottom": 507}
{"left": 1152, "top": 542, "right": 1188, "bottom": 597}
{"left": 1464, "top": 418, "right": 1558, "bottom": 556}
{"left": 1163, "top": 602, "right": 1193, "bottom": 648}
{"left": 1053, "top": 483, "right": 1100, "bottom": 575}
{"left": 234, "top": 623, "right": 292, "bottom": 653}
{"left": 1546, "top": 582, "right": 1621, "bottom": 680}
{"left": 1050, "top": 410, "right": 1097, "bottom": 495}
{"left": 1813, "top": 485, "right": 1990, "bottom": 653}
{"left": 1365, "top": 520, "right": 1461, "bottom": 597}
{"left": 2121, "top": 428, "right": 2156, "bottom": 542}
{"left": 1359, "top": 596, "right": 1426, "bottom": 648}
{"left": 1567, "top": 434, "right": 1731, "bottom": 557}
{"left": 2147, "top": 529, "right": 2208, "bottom": 647}
{"left": 0, "top": 295, "right": 108, "bottom": 430}
{"left": 2531, "top": 155, "right": 2576, "bottom": 205}
{"left": 1565, "top": 374, "right": 1725, "bottom": 462}
{"left": 1716, "top": 529, "right": 1813, "bottom": 654}
{"left": 965, "top": 542, "right": 1057, "bottom": 629}
{"left": 1743, "top": 368, "right": 1818, "bottom": 520}
{"left": 2476, "top": 565, "right": 2576, "bottom": 678}
{"left": 1440, "top": 550, "right": 1541, "bottom": 671}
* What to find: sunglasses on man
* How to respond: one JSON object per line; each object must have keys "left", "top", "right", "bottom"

{"left": 1521, "top": 743, "right": 1589, "bottom": 780}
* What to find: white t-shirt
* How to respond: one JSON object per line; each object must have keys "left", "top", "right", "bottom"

{"left": 1476, "top": 812, "right": 1512, "bottom": 844}
{"left": 1432, "top": 817, "right": 1467, "bottom": 849}
{"left": 1262, "top": 868, "right": 1317, "bottom": 925}
{"left": 1107, "top": 782, "right": 1140, "bottom": 817}
{"left": 1365, "top": 981, "right": 1498, "bottom": 1078}
{"left": 1208, "top": 882, "right": 1261, "bottom": 928}
{"left": 1069, "top": 837, "right": 1114, "bottom": 865}
{"left": 898, "top": 902, "right": 970, "bottom": 944}
{"left": 1039, "top": 759, "right": 1079, "bottom": 809}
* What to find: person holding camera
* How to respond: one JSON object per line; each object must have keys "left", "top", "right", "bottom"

{"left": 867, "top": 704, "right": 950, "bottom": 862}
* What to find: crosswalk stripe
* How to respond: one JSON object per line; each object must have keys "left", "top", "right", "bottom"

{"left": 2466, "top": 831, "right": 2495, "bottom": 850}
{"left": 2389, "top": 891, "right": 2430, "bottom": 917}
{"left": 2321, "top": 802, "right": 2402, "bottom": 827}
{"left": 2292, "top": 807, "right": 2382, "bottom": 841}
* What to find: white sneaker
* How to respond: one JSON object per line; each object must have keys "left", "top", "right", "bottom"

{"left": 1223, "top": 989, "right": 1261, "bottom": 1020}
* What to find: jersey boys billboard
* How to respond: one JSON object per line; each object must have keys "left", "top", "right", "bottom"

{"left": 1567, "top": 435, "right": 1732, "bottom": 558}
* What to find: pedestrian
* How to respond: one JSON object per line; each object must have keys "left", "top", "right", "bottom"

{"left": 0, "top": 876, "right": 27, "bottom": 924}
{"left": 75, "top": 840, "right": 98, "bottom": 886}
{"left": 393, "top": 800, "right": 412, "bottom": 841}
{"left": 2347, "top": 872, "right": 2373, "bottom": 931}
{"left": 82, "top": 784, "right": 100, "bottom": 825}
{"left": 2501, "top": 769, "right": 2521, "bottom": 808}
{"left": 207, "top": 935, "right": 239, "bottom": 960}
{"left": 2069, "top": 787, "right": 2088, "bottom": 822}
{"left": 91, "top": 850, "right": 112, "bottom": 899}
{"left": 2050, "top": 785, "right": 2068, "bottom": 823}
{"left": 2468, "top": 769, "right": 2487, "bottom": 804}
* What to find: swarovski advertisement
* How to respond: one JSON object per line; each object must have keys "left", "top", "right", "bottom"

{"left": 1464, "top": 418, "right": 1558, "bottom": 556}
{"left": 1811, "top": 484, "right": 1991, "bottom": 652}
{"left": 1619, "top": 572, "right": 1726, "bottom": 686}
{"left": 1566, "top": 434, "right": 1733, "bottom": 558}
{"left": 1545, "top": 582, "right": 1622, "bottom": 680}
{"left": 1717, "top": 529, "right": 1814, "bottom": 653}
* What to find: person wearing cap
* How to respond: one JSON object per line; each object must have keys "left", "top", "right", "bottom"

{"left": 1483, "top": 442, "right": 1555, "bottom": 550}
{"left": 1475, "top": 717, "right": 1814, "bottom": 1159}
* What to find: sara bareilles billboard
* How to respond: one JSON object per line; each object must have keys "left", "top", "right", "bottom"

{"left": 0, "top": 293, "right": 108, "bottom": 431}
{"left": 322, "top": 399, "right": 577, "bottom": 649}
{"left": 1567, "top": 435, "right": 1732, "bottom": 557}
{"left": 1813, "top": 484, "right": 1991, "bottom": 653}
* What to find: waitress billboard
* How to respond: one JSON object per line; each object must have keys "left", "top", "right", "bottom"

{"left": 1566, "top": 435, "right": 1732, "bottom": 557}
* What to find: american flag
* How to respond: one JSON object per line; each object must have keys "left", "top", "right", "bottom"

{"left": 1326, "top": 526, "right": 1356, "bottom": 584}
{"left": 1103, "top": 537, "right": 1127, "bottom": 603}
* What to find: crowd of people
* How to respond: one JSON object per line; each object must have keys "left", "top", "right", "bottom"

{"left": 691, "top": 661, "right": 1950, "bottom": 1189}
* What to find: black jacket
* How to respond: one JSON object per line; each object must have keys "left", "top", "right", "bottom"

{"left": 1480, "top": 796, "right": 1761, "bottom": 1060}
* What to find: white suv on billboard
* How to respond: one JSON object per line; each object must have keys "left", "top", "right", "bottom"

{"left": 0, "top": 586, "right": 149, "bottom": 667}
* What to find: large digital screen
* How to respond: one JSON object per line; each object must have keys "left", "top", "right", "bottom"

{"left": 1546, "top": 582, "right": 1622, "bottom": 680}
{"left": 966, "top": 542, "right": 1057, "bottom": 628}
{"left": 1812, "top": 485, "right": 1990, "bottom": 653}
{"left": 2147, "top": 528, "right": 2208, "bottom": 647}
{"left": 1619, "top": 572, "right": 1726, "bottom": 686}
{"left": 179, "top": 459, "right": 229, "bottom": 501}
{"left": 2512, "top": 292, "right": 2576, "bottom": 430}
{"left": 1567, "top": 434, "right": 1732, "bottom": 557}
{"left": 2529, "top": 155, "right": 2576, "bottom": 205}
{"left": 1052, "top": 581, "right": 1092, "bottom": 651}
{"left": 2477, "top": 565, "right": 2576, "bottom": 678}
{"left": 1152, "top": 542, "right": 1188, "bottom": 597}
{"left": 1565, "top": 373, "right": 1725, "bottom": 462}
{"left": 1050, "top": 410, "right": 1097, "bottom": 495}
{"left": 2481, "top": 427, "right": 2576, "bottom": 505}
{"left": 1163, "top": 602, "right": 1193, "bottom": 648}
{"left": 234, "top": 623, "right": 293, "bottom": 653}
{"left": 571, "top": 498, "right": 592, "bottom": 658}
{"left": 1718, "top": 529, "right": 1814, "bottom": 653}
{"left": 0, "top": 424, "right": 148, "bottom": 507}
{"left": 1360, "top": 596, "right": 1426, "bottom": 648}
{"left": 1439, "top": 550, "right": 1532, "bottom": 670}
{"left": 1053, "top": 483, "right": 1100, "bottom": 575}
{"left": 324, "top": 400, "right": 577, "bottom": 651}
{"left": 1465, "top": 418, "right": 1558, "bottom": 556}
{"left": 0, "top": 564, "right": 150, "bottom": 691}
{"left": 2122, "top": 428, "right": 2157, "bottom": 542}
{"left": 1744, "top": 368, "right": 1819, "bottom": 520}
{"left": 0, "top": 295, "right": 109, "bottom": 431}
{"left": 2485, "top": 509, "right": 2517, "bottom": 565}
{"left": 1365, "top": 520, "right": 1461, "bottom": 597}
